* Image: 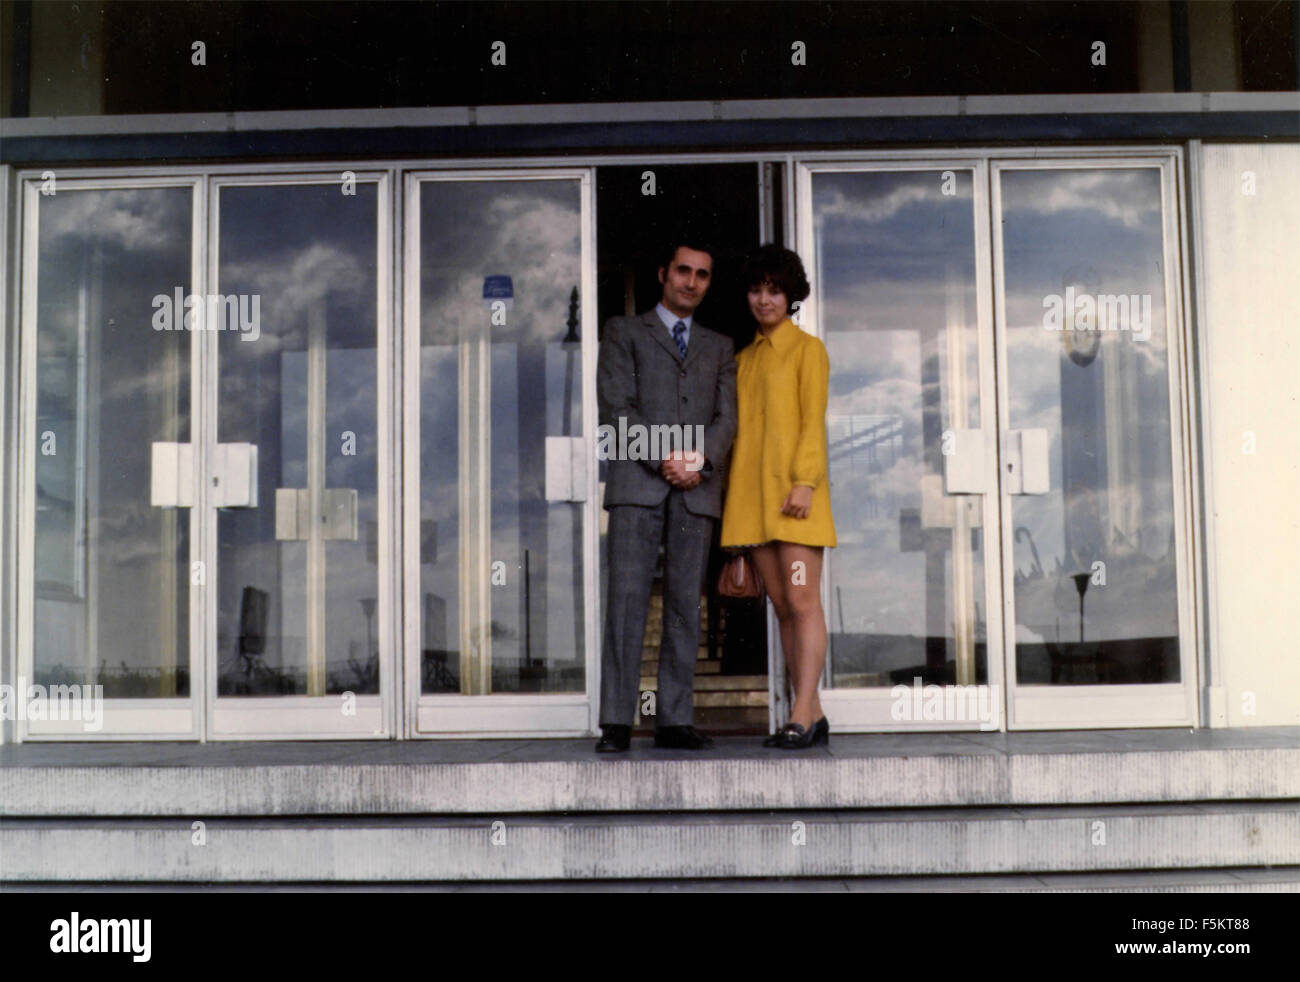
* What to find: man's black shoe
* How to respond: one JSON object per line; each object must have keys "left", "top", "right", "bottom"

{"left": 653, "top": 725, "right": 714, "bottom": 750}
{"left": 595, "top": 724, "right": 631, "bottom": 753}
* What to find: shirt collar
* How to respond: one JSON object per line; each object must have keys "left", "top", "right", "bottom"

{"left": 754, "top": 317, "right": 798, "bottom": 351}
{"left": 655, "top": 303, "right": 692, "bottom": 332}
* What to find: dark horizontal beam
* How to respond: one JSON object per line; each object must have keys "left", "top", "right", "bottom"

{"left": 3, "top": 112, "right": 1297, "bottom": 166}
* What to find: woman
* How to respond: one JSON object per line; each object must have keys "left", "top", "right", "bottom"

{"left": 720, "top": 245, "right": 836, "bottom": 749}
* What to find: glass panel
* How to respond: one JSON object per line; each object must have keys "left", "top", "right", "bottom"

{"left": 419, "top": 178, "right": 585, "bottom": 694}
{"left": 216, "top": 183, "right": 380, "bottom": 696}
{"left": 812, "top": 169, "right": 987, "bottom": 688}
{"left": 999, "top": 167, "right": 1180, "bottom": 685}
{"left": 32, "top": 186, "right": 192, "bottom": 697}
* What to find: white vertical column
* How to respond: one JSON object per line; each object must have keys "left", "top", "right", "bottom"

{"left": 306, "top": 300, "right": 327, "bottom": 696}
{"left": 946, "top": 269, "right": 976, "bottom": 686}
{"left": 458, "top": 311, "right": 492, "bottom": 695}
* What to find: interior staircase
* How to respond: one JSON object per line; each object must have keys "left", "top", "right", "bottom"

{"left": 633, "top": 584, "right": 769, "bottom": 733}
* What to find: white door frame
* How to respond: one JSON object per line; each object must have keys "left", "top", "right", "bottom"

{"left": 990, "top": 154, "right": 1199, "bottom": 729}
{"left": 6, "top": 147, "right": 1203, "bottom": 740}
{"left": 204, "top": 171, "right": 396, "bottom": 739}
{"left": 402, "top": 168, "right": 600, "bottom": 737}
{"left": 793, "top": 157, "right": 1004, "bottom": 732}
{"left": 14, "top": 174, "right": 205, "bottom": 740}
{"left": 791, "top": 147, "right": 1201, "bottom": 731}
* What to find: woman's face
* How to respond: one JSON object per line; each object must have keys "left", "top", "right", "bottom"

{"left": 747, "top": 279, "right": 788, "bottom": 331}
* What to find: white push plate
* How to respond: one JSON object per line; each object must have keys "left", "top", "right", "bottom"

{"left": 151, "top": 442, "right": 194, "bottom": 508}
{"left": 942, "top": 428, "right": 985, "bottom": 494}
{"left": 1019, "top": 429, "right": 1050, "bottom": 494}
{"left": 213, "top": 443, "right": 258, "bottom": 507}
{"left": 1005, "top": 429, "right": 1050, "bottom": 495}
{"left": 275, "top": 488, "right": 306, "bottom": 540}
{"left": 275, "top": 488, "right": 358, "bottom": 540}
{"left": 322, "top": 488, "right": 358, "bottom": 540}
{"left": 545, "top": 436, "right": 588, "bottom": 502}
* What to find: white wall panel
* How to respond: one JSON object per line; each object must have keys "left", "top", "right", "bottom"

{"left": 1197, "top": 143, "right": 1300, "bottom": 726}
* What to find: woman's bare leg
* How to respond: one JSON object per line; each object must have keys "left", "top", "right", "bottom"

{"left": 747, "top": 544, "right": 796, "bottom": 706}
{"left": 776, "top": 542, "right": 826, "bottom": 728}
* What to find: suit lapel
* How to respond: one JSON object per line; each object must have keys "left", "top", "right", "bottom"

{"left": 643, "top": 310, "right": 683, "bottom": 364}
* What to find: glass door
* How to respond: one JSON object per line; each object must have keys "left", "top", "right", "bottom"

{"left": 207, "top": 174, "right": 394, "bottom": 738}
{"left": 795, "top": 153, "right": 1198, "bottom": 731}
{"left": 404, "top": 170, "right": 598, "bottom": 736}
{"left": 18, "top": 177, "right": 201, "bottom": 738}
{"left": 794, "top": 161, "right": 1004, "bottom": 731}
{"left": 992, "top": 158, "right": 1196, "bottom": 728}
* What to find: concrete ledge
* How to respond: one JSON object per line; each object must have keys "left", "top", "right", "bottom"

{"left": 2, "top": 731, "right": 1298, "bottom": 816}
{"left": 5, "top": 93, "right": 1296, "bottom": 140}
{"left": 6, "top": 868, "right": 1299, "bottom": 892}
{"left": 4, "top": 803, "right": 1297, "bottom": 882}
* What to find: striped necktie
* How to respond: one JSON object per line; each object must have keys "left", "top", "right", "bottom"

{"left": 672, "top": 321, "right": 688, "bottom": 359}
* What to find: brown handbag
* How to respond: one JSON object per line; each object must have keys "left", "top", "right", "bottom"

{"left": 717, "top": 552, "right": 764, "bottom": 599}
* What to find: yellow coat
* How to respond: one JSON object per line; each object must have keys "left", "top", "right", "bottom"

{"left": 720, "top": 318, "right": 837, "bottom": 548}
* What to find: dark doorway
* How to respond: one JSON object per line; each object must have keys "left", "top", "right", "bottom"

{"left": 596, "top": 163, "right": 779, "bottom": 352}
{"left": 595, "top": 163, "right": 775, "bottom": 733}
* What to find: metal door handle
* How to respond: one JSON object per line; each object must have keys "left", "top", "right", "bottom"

{"left": 545, "top": 436, "right": 588, "bottom": 502}
{"left": 213, "top": 443, "right": 258, "bottom": 507}
{"left": 1004, "top": 429, "right": 1050, "bottom": 495}
{"left": 275, "top": 488, "right": 358, "bottom": 540}
{"left": 152, "top": 442, "right": 258, "bottom": 507}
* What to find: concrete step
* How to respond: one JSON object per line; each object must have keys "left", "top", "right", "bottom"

{"left": 11, "top": 868, "right": 1299, "bottom": 892}
{"left": 5, "top": 802, "right": 1297, "bottom": 882}
{"left": 4, "top": 734, "right": 1297, "bottom": 817}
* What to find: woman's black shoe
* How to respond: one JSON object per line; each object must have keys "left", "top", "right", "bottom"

{"left": 763, "top": 725, "right": 794, "bottom": 747}
{"left": 779, "top": 716, "right": 829, "bottom": 749}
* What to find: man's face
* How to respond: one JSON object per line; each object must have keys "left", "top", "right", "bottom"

{"left": 658, "top": 247, "right": 713, "bottom": 317}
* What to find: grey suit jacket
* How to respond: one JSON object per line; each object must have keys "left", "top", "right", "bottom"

{"left": 597, "top": 310, "right": 738, "bottom": 518}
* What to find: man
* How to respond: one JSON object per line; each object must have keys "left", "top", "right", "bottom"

{"left": 595, "top": 240, "right": 738, "bottom": 752}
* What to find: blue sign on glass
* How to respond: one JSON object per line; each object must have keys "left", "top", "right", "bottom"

{"left": 483, "top": 275, "right": 514, "bottom": 302}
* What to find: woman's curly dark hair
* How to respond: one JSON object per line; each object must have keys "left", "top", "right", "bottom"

{"left": 741, "top": 244, "right": 811, "bottom": 315}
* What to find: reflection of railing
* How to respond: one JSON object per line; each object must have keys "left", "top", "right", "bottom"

{"left": 827, "top": 414, "right": 903, "bottom": 473}
{"left": 1014, "top": 526, "right": 1044, "bottom": 579}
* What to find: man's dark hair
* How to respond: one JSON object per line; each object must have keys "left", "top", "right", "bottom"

{"left": 742, "top": 244, "right": 811, "bottom": 315}
{"left": 658, "top": 238, "right": 715, "bottom": 273}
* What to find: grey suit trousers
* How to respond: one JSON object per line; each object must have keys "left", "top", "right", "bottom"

{"left": 600, "top": 491, "right": 714, "bottom": 728}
